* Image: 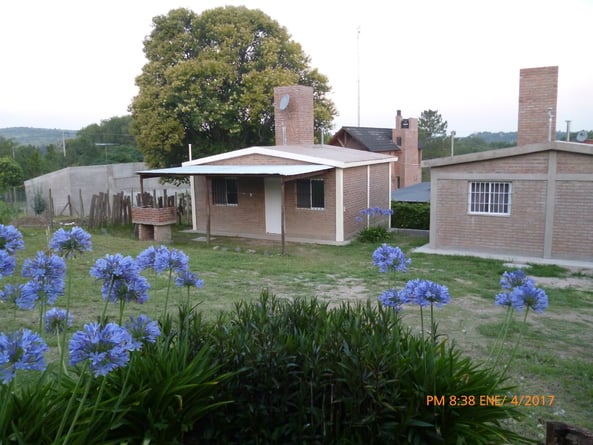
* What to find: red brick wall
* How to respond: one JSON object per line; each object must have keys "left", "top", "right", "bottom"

{"left": 393, "top": 112, "right": 421, "bottom": 189}
{"left": 517, "top": 66, "right": 558, "bottom": 146}
{"left": 274, "top": 86, "right": 314, "bottom": 145}
{"left": 284, "top": 170, "right": 336, "bottom": 240}
{"left": 436, "top": 152, "right": 549, "bottom": 174}
{"left": 433, "top": 178, "right": 546, "bottom": 256}
{"left": 553, "top": 180, "right": 593, "bottom": 260}
{"left": 343, "top": 164, "right": 391, "bottom": 240}
{"left": 131, "top": 207, "right": 176, "bottom": 225}
{"left": 211, "top": 154, "right": 309, "bottom": 166}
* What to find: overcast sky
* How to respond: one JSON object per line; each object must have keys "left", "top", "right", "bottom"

{"left": 1, "top": 0, "right": 591, "bottom": 136}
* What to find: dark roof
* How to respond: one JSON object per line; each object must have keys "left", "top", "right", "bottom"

{"left": 336, "top": 127, "right": 398, "bottom": 152}
{"left": 391, "top": 182, "right": 431, "bottom": 203}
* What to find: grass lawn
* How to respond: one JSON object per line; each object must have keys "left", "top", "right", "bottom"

{"left": 3, "top": 223, "right": 592, "bottom": 442}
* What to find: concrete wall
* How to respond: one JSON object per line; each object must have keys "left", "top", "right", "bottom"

{"left": 24, "top": 162, "right": 187, "bottom": 217}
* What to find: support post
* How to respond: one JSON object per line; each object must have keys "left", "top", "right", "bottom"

{"left": 280, "top": 179, "right": 286, "bottom": 255}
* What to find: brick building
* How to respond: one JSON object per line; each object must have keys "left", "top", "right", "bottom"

{"left": 424, "top": 66, "right": 593, "bottom": 262}
{"left": 328, "top": 110, "right": 421, "bottom": 191}
{"left": 136, "top": 85, "right": 396, "bottom": 247}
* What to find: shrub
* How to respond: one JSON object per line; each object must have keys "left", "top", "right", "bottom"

{"left": 391, "top": 201, "right": 430, "bottom": 230}
{"left": 356, "top": 207, "right": 393, "bottom": 243}
{"left": 192, "top": 292, "right": 531, "bottom": 444}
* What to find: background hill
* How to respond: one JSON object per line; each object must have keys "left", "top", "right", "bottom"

{"left": 0, "top": 127, "right": 78, "bottom": 147}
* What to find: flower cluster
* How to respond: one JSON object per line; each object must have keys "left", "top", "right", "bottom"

{"left": 45, "top": 308, "right": 73, "bottom": 334}
{"left": 0, "top": 224, "right": 25, "bottom": 255}
{"left": 137, "top": 245, "right": 203, "bottom": 290}
{"left": 19, "top": 251, "right": 66, "bottom": 309}
{"left": 175, "top": 270, "right": 205, "bottom": 289}
{"left": 0, "top": 329, "right": 48, "bottom": 384}
{"left": 495, "top": 269, "right": 548, "bottom": 313}
{"left": 69, "top": 322, "right": 134, "bottom": 377}
{"left": 372, "top": 244, "right": 410, "bottom": 273}
{"left": 355, "top": 207, "right": 394, "bottom": 223}
{"left": 137, "top": 245, "right": 189, "bottom": 275}
{"left": 90, "top": 253, "right": 150, "bottom": 304}
{"left": 50, "top": 226, "right": 93, "bottom": 259}
{"left": 125, "top": 315, "right": 161, "bottom": 351}
{"left": 379, "top": 279, "right": 451, "bottom": 310}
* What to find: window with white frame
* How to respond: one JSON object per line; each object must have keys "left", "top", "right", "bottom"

{"left": 468, "top": 181, "right": 511, "bottom": 215}
{"left": 212, "top": 178, "right": 238, "bottom": 205}
{"left": 296, "top": 178, "right": 325, "bottom": 209}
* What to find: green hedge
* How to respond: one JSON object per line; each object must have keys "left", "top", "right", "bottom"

{"left": 391, "top": 201, "right": 430, "bottom": 230}
{"left": 191, "top": 293, "right": 530, "bottom": 445}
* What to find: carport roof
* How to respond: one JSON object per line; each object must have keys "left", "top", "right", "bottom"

{"left": 136, "top": 164, "right": 333, "bottom": 179}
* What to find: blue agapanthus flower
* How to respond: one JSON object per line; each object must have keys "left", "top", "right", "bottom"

{"left": 153, "top": 246, "right": 189, "bottom": 275}
{"left": 401, "top": 278, "right": 451, "bottom": 308}
{"left": 494, "top": 291, "right": 520, "bottom": 309}
{"left": 0, "top": 329, "right": 48, "bottom": 384}
{"left": 49, "top": 226, "right": 93, "bottom": 258}
{"left": 0, "top": 224, "right": 24, "bottom": 255}
{"left": 124, "top": 315, "right": 160, "bottom": 350}
{"left": 174, "top": 270, "right": 204, "bottom": 289}
{"left": 136, "top": 245, "right": 167, "bottom": 271}
{"left": 372, "top": 244, "right": 410, "bottom": 273}
{"left": 69, "top": 322, "right": 133, "bottom": 377}
{"left": 90, "top": 253, "right": 150, "bottom": 303}
{"left": 510, "top": 281, "right": 549, "bottom": 313}
{"left": 0, "top": 283, "right": 23, "bottom": 305}
{"left": 500, "top": 269, "right": 530, "bottom": 290}
{"left": 356, "top": 207, "right": 394, "bottom": 222}
{"left": 0, "top": 250, "right": 17, "bottom": 279}
{"left": 378, "top": 288, "right": 407, "bottom": 311}
{"left": 90, "top": 253, "right": 139, "bottom": 283}
{"left": 20, "top": 252, "right": 66, "bottom": 307}
{"left": 45, "top": 307, "right": 73, "bottom": 334}
{"left": 106, "top": 276, "right": 150, "bottom": 304}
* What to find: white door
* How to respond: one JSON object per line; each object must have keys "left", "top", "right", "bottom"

{"left": 264, "top": 177, "right": 282, "bottom": 234}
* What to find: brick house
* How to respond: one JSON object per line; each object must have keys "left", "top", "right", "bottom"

{"left": 423, "top": 66, "right": 593, "bottom": 262}
{"left": 424, "top": 141, "right": 593, "bottom": 261}
{"left": 136, "top": 86, "right": 396, "bottom": 247}
{"left": 328, "top": 110, "right": 422, "bottom": 191}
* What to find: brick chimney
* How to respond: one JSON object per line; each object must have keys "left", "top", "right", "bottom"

{"left": 274, "top": 85, "right": 314, "bottom": 145}
{"left": 392, "top": 110, "right": 421, "bottom": 189}
{"left": 517, "top": 66, "right": 558, "bottom": 146}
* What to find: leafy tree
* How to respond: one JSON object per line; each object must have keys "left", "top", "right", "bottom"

{"left": 65, "top": 116, "right": 140, "bottom": 166}
{"left": 130, "top": 6, "right": 336, "bottom": 169}
{"left": 0, "top": 157, "right": 24, "bottom": 191}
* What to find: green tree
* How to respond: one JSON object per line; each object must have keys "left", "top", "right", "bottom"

{"left": 64, "top": 116, "right": 140, "bottom": 166}
{"left": 418, "top": 109, "right": 448, "bottom": 145}
{"left": 418, "top": 109, "right": 449, "bottom": 159}
{"left": 0, "top": 157, "right": 24, "bottom": 191}
{"left": 130, "top": 6, "right": 336, "bottom": 169}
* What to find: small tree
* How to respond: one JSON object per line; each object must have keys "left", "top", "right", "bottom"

{"left": 31, "top": 189, "right": 48, "bottom": 215}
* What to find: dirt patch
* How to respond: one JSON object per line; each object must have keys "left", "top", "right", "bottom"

{"left": 531, "top": 276, "right": 593, "bottom": 291}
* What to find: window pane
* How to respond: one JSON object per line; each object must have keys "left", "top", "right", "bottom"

{"left": 296, "top": 179, "right": 310, "bottom": 208}
{"left": 311, "top": 179, "right": 325, "bottom": 208}
{"left": 226, "top": 179, "right": 238, "bottom": 204}
{"left": 212, "top": 178, "right": 226, "bottom": 204}
{"left": 468, "top": 181, "right": 511, "bottom": 215}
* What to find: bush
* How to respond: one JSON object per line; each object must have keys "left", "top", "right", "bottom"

{"left": 191, "top": 292, "right": 531, "bottom": 444}
{"left": 391, "top": 201, "right": 430, "bottom": 230}
{"left": 357, "top": 226, "right": 390, "bottom": 243}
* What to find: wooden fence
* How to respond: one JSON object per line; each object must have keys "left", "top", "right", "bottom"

{"left": 44, "top": 188, "right": 191, "bottom": 228}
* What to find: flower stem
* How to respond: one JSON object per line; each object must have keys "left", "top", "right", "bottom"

{"left": 498, "top": 308, "right": 530, "bottom": 384}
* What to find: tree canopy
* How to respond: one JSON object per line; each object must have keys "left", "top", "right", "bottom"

{"left": 130, "top": 6, "right": 336, "bottom": 169}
